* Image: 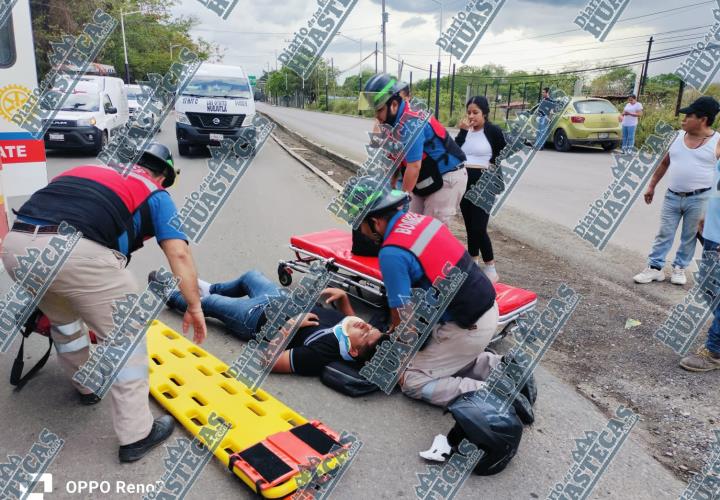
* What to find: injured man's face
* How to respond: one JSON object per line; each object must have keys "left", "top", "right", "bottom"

{"left": 344, "top": 316, "right": 383, "bottom": 359}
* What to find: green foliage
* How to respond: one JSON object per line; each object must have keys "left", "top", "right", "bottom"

{"left": 30, "top": 0, "right": 217, "bottom": 82}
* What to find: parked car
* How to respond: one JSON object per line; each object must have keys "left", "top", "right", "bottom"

{"left": 174, "top": 63, "right": 256, "bottom": 156}
{"left": 44, "top": 76, "right": 128, "bottom": 154}
{"left": 520, "top": 96, "right": 622, "bottom": 152}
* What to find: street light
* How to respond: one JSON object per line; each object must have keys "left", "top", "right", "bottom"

{"left": 170, "top": 44, "right": 183, "bottom": 60}
{"left": 120, "top": 9, "right": 143, "bottom": 84}
{"left": 430, "top": 0, "right": 443, "bottom": 117}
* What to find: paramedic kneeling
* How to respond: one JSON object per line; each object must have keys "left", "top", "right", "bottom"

{"left": 0, "top": 143, "right": 207, "bottom": 463}
{"left": 357, "top": 190, "right": 499, "bottom": 407}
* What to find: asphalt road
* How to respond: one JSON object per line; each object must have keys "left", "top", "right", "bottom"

{"left": 257, "top": 103, "right": 692, "bottom": 267}
{"left": 0, "top": 118, "right": 685, "bottom": 499}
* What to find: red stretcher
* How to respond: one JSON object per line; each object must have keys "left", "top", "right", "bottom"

{"left": 277, "top": 229, "right": 537, "bottom": 339}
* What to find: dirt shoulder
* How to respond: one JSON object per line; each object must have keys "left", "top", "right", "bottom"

{"left": 269, "top": 123, "right": 717, "bottom": 483}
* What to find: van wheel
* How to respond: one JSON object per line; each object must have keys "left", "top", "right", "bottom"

{"left": 553, "top": 129, "right": 571, "bottom": 152}
{"left": 95, "top": 131, "right": 108, "bottom": 155}
{"left": 178, "top": 143, "right": 190, "bottom": 156}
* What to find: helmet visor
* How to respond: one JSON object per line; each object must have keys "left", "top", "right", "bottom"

{"left": 358, "top": 77, "right": 398, "bottom": 111}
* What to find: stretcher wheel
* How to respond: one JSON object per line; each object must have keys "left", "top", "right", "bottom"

{"left": 278, "top": 266, "right": 292, "bottom": 287}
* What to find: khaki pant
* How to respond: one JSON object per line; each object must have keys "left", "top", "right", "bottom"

{"left": 400, "top": 302, "right": 500, "bottom": 407}
{"left": 1, "top": 231, "right": 154, "bottom": 445}
{"left": 409, "top": 167, "right": 468, "bottom": 227}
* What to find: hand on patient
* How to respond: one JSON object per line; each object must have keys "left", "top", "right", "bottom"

{"left": 281, "top": 312, "right": 320, "bottom": 337}
{"left": 321, "top": 288, "right": 355, "bottom": 316}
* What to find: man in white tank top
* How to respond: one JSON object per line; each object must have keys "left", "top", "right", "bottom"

{"left": 633, "top": 96, "right": 720, "bottom": 286}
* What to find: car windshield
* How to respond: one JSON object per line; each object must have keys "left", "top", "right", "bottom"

{"left": 58, "top": 92, "right": 99, "bottom": 112}
{"left": 184, "top": 76, "right": 252, "bottom": 98}
{"left": 574, "top": 100, "right": 618, "bottom": 114}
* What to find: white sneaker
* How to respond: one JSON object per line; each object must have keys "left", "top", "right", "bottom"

{"left": 419, "top": 434, "right": 452, "bottom": 462}
{"left": 671, "top": 266, "right": 687, "bottom": 285}
{"left": 633, "top": 267, "right": 665, "bottom": 284}
{"left": 483, "top": 264, "right": 499, "bottom": 284}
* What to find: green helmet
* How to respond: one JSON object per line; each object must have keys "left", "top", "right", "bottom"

{"left": 359, "top": 73, "right": 401, "bottom": 111}
{"left": 345, "top": 182, "right": 408, "bottom": 222}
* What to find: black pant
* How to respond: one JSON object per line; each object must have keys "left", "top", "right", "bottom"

{"left": 460, "top": 168, "right": 494, "bottom": 261}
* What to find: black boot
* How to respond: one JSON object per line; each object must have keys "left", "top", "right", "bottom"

{"left": 79, "top": 392, "right": 102, "bottom": 405}
{"left": 119, "top": 415, "right": 175, "bottom": 463}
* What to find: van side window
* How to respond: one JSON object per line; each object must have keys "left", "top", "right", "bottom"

{"left": 103, "top": 94, "right": 113, "bottom": 112}
{"left": 0, "top": 16, "right": 16, "bottom": 68}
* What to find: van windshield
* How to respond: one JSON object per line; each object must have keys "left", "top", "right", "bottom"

{"left": 184, "top": 76, "right": 252, "bottom": 99}
{"left": 127, "top": 88, "right": 146, "bottom": 100}
{"left": 58, "top": 92, "right": 100, "bottom": 112}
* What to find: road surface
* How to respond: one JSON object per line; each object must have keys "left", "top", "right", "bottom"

{"left": 0, "top": 118, "right": 685, "bottom": 499}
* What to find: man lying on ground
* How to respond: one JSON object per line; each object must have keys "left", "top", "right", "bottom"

{"left": 159, "top": 270, "right": 385, "bottom": 375}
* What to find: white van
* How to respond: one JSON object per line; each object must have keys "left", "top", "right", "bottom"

{"left": 44, "top": 76, "right": 129, "bottom": 154}
{"left": 174, "top": 63, "right": 256, "bottom": 156}
{"left": 126, "top": 83, "right": 160, "bottom": 132}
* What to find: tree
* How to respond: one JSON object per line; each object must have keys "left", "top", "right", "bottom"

{"left": 29, "top": 0, "right": 218, "bottom": 82}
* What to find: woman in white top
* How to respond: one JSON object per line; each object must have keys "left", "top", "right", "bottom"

{"left": 455, "top": 96, "right": 507, "bottom": 283}
{"left": 621, "top": 94, "right": 643, "bottom": 153}
{"left": 634, "top": 96, "right": 720, "bottom": 286}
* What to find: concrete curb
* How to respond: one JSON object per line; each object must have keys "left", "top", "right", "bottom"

{"left": 269, "top": 131, "right": 343, "bottom": 193}
{"left": 258, "top": 111, "right": 363, "bottom": 174}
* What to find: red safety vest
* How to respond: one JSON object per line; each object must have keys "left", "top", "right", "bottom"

{"left": 399, "top": 108, "right": 466, "bottom": 197}
{"left": 383, "top": 212, "right": 465, "bottom": 280}
{"left": 18, "top": 164, "right": 166, "bottom": 257}
{"left": 382, "top": 212, "right": 496, "bottom": 327}
{"left": 55, "top": 164, "right": 163, "bottom": 211}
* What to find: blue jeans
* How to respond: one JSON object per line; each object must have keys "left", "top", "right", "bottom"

{"left": 648, "top": 190, "right": 708, "bottom": 270}
{"left": 703, "top": 239, "right": 720, "bottom": 354}
{"left": 621, "top": 125, "right": 636, "bottom": 151}
{"left": 535, "top": 115, "right": 548, "bottom": 149}
{"left": 167, "top": 270, "right": 282, "bottom": 341}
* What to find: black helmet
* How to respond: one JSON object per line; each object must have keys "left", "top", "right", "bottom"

{"left": 447, "top": 391, "right": 524, "bottom": 476}
{"left": 137, "top": 143, "right": 179, "bottom": 188}
{"left": 359, "top": 73, "right": 402, "bottom": 111}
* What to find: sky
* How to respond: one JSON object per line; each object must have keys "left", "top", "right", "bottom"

{"left": 170, "top": 0, "right": 716, "bottom": 84}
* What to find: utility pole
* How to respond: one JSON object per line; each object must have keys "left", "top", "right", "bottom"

{"left": 640, "top": 36, "right": 653, "bottom": 97}
{"left": 375, "top": 42, "right": 378, "bottom": 73}
{"left": 120, "top": 9, "right": 143, "bottom": 84}
{"left": 435, "top": 61, "right": 441, "bottom": 118}
{"left": 381, "top": 0, "right": 387, "bottom": 73}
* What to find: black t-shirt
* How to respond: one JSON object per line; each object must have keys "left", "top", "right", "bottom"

{"left": 288, "top": 306, "right": 345, "bottom": 376}
{"left": 287, "top": 305, "right": 389, "bottom": 376}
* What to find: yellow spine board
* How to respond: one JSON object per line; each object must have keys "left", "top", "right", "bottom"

{"left": 147, "top": 320, "right": 310, "bottom": 498}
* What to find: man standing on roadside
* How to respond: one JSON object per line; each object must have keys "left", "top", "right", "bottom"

{"left": 633, "top": 97, "right": 720, "bottom": 286}
{"left": 535, "top": 87, "right": 553, "bottom": 150}
{"left": 680, "top": 121, "right": 720, "bottom": 372}
{"left": 621, "top": 94, "right": 643, "bottom": 154}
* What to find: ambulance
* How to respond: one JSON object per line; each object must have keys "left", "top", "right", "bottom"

{"left": 0, "top": 0, "right": 48, "bottom": 238}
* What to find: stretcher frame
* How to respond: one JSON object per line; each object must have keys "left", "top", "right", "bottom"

{"left": 277, "top": 245, "right": 537, "bottom": 341}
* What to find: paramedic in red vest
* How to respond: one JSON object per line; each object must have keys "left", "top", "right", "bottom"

{"left": 361, "top": 73, "right": 468, "bottom": 227}
{"left": 1, "top": 143, "right": 207, "bottom": 463}
{"left": 357, "top": 190, "right": 500, "bottom": 407}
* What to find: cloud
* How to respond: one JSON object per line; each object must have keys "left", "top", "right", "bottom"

{"left": 401, "top": 16, "right": 427, "bottom": 29}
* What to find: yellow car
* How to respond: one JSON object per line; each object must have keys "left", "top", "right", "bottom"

{"left": 530, "top": 96, "right": 622, "bottom": 152}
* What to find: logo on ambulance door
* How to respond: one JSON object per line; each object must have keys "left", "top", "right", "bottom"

{"left": 0, "top": 84, "right": 31, "bottom": 122}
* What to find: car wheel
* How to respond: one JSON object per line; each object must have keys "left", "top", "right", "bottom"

{"left": 553, "top": 129, "right": 571, "bottom": 152}
{"left": 95, "top": 130, "right": 108, "bottom": 155}
{"left": 602, "top": 141, "right": 619, "bottom": 151}
{"left": 178, "top": 143, "right": 190, "bottom": 156}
